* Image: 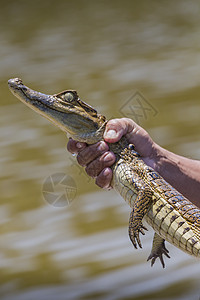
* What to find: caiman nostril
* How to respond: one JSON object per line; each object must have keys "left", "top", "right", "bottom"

{"left": 15, "top": 78, "right": 23, "bottom": 84}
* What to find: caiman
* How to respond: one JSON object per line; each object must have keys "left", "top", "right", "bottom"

{"left": 8, "top": 78, "right": 200, "bottom": 268}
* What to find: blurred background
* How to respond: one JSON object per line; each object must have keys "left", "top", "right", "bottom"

{"left": 1, "top": 0, "right": 200, "bottom": 299}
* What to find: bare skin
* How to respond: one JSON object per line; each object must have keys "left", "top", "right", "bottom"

{"left": 67, "top": 118, "right": 200, "bottom": 209}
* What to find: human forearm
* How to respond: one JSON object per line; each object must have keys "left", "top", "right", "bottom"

{"left": 154, "top": 144, "right": 200, "bottom": 208}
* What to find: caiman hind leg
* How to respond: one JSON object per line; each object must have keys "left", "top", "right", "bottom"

{"left": 147, "top": 232, "right": 170, "bottom": 268}
{"left": 129, "top": 187, "right": 153, "bottom": 249}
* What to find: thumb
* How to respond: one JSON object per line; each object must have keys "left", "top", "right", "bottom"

{"left": 104, "top": 119, "right": 128, "bottom": 143}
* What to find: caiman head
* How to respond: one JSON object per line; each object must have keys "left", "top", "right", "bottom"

{"left": 8, "top": 78, "right": 107, "bottom": 144}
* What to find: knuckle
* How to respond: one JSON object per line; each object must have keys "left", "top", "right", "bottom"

{"left": 95, "top": 168, "right": 112, "bottom": 189}
{"left": 95, "top": 176, "right": 104, "bottom": 188}
{"left": 67, "top": 139, "right": 76, "bottom": 153}
{"left": 85, "top": 163, "right": 97, "bottom": 177}
{"left": 76, "top": 147, "right": 95, "bottom": 166}
{"left": 76, "top": 153, "right": 86, "bottom": 166}
{"left": 85, "top": 152, "right": 114, "bottom": 178}
{"left": 107, "top": 118, "right": 119, "bottom": 126}
{"left": 77, "top": 142, "right": 109, "bottom": 167}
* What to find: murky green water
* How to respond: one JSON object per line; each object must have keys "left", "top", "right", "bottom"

{"left": 1, "top": 0, "right": 200, "bottom": 299}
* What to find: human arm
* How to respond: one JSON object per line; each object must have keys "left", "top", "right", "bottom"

{"left": 67, "top": 118, "right": 200, "bottom": 208}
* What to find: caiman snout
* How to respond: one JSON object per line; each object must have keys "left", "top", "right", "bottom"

{"left": 8, "top": 78, "right": 107, "bottom": 143}
{"left": 8, "top": 78, "right": 23, "bottom": 88}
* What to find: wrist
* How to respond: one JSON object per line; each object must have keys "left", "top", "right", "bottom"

{"left": 151, "top": 144, "right": 186, "bottom": 189}
{"left": 151, "top": 144, "right": 175, "bottom": 176}
{"left": 141, "top": 141, "right": 162, "bottom": 171}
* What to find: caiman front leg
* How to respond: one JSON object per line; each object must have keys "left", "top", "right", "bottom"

{"left": 129, "top": 187, "right": 153, "bottom": 249}
{"left": 147, "top": 233, "right": 170, "bottom": 268}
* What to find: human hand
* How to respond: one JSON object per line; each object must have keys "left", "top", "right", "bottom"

{"left": 67, "top": 118, "right": 157, "bottom": 189}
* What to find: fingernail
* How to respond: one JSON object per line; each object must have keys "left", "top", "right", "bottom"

{"left": 97, "top": 141, "right": 108, "bottom": 152}
{"left": 76, "top": 142, "right": 84, "bottom": 149}
{"left": 102, "top": 168, "right": 110, "bottom": 176}
{"left": 105, "top": 129, "right": 117, "bottom": 139}
{"left": 104, "top": 152, "right": 114, "bottom": 162}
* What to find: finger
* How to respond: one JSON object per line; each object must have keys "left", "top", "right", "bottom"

{"left": 67, "top": 138, "right": 87, "bottom": 154}
{"left": 85, "top": 151, "right": 115, "bottom": 177}
{"left": 104, "top": 118, "right": 141, "bottom": 143}
{"left": 95, "top": 167, "right": 113, "bottom": 189}
{"left": 104, "top": 119, "right": 127, "bottom": 143}
{"left": 77, "top": 141, "right": 109, "bottom": 166}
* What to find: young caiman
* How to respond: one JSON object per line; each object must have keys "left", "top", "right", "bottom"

{"left": 8, "top": 78, "right": 200, "bottom": 268}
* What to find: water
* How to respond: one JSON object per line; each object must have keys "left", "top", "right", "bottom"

{"left": 1, "top": 0, "right": 200, "bottom": 299}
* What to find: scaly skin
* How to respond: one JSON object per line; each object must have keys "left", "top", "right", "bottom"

{"left": 113, "top": 147, "right": 200, "bottom": 267}
{"left": 8, "top": 78, "right": 200, "bottom": 268}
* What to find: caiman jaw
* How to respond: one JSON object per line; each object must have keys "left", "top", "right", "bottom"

{"left": 8, "top": 78, "right": 107, "bottom": 143}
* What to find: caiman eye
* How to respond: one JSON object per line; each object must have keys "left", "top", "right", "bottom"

{"left": 63, "top": 92, "right": 74, "bottom": 102}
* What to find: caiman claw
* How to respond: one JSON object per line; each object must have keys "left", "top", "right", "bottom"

{"left": 129, "top": 221, "right": 148, "bottom": 249}
{"left": 147, "top": 235, "right": 170, "bottom": 268}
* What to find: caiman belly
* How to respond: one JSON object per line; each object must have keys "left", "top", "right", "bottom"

{"left": 112, "top": 158, "right": 200, "bottom": 258}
